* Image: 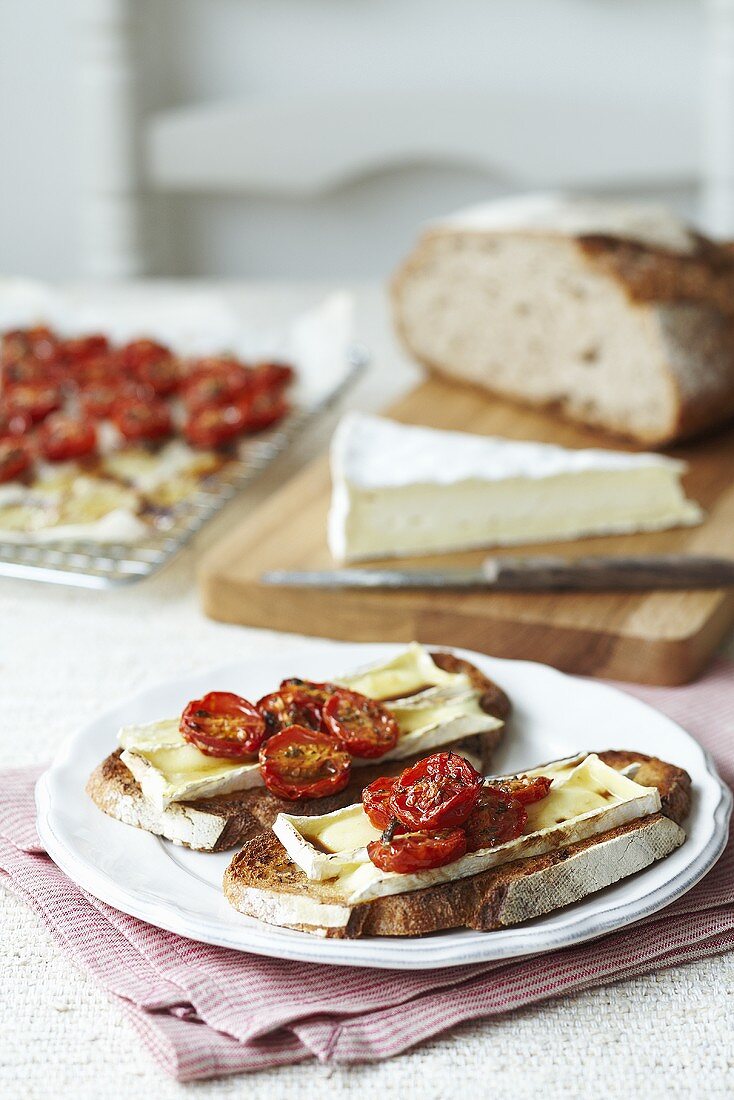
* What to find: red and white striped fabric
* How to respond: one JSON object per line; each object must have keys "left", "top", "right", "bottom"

{"left": 1, "top": 663, "right": 732, "bottom": 1081}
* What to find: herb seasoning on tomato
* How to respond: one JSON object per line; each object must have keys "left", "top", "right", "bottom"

{"left": 39, "top": 415, "right": 97, "bottom": 462}
{"left": 180, "top": 691, "right": 266, "bottom": 758}
{"left": 259, "top": 725, "right": 352, "bottom": 801}
{"left": 367, "top": 827, "right": 467, "bottom": 874}
{"left": 463, "top": 787, "right": 528, "bottom": 852}
{"left": 390, "top": 751, "right": 483, "bottom": 831}
{"left": 323, "top": 689, "right": 399, "bottom": 759}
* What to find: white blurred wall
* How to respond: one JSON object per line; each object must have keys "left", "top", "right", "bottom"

{"left": 0, "top": 0, "right": 704, "bottom": 281}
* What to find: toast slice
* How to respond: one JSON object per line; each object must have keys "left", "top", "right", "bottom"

{"left": 222, "top": 751, "right": 691, "bottom": 937}
{"left": 86, "top": 652, "right": 509, "bottom": 852}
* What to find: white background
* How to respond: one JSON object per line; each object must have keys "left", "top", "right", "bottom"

{"left": 0, "top": 0, "right": 705, "bottom": 280}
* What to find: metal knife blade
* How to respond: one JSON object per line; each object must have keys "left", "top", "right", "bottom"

{"left": 261, "top": 555, "right": 734, "bottom": 592}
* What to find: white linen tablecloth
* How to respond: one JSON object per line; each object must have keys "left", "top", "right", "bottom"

{"left": 1, "top": 283, "right": 732, "bottom": 1099}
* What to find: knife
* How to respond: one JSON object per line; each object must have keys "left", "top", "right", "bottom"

{"left": 261, "top": 554, "right": 734, "bottom": 592}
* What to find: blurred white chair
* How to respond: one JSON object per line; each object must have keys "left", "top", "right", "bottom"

{"left": 76, "top": 0, "right": 734, "bottom": 278}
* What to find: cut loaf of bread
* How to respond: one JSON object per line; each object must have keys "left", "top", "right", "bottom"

{"left": 86, "top": 651, "right": 509, "bottom": 852}
{"left": 392, "top": 195, "right": 734, "bottom": 445}
{"left": 224, "top": 750, "right": 691, "bottom": 937}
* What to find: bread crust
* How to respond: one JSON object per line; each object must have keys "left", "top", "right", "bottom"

{"left": 87, "top": 652, "right": 508, "bottom": 851}
{"left": 223, "top": 750, "right": 691, "bottom": 937}
{"left": 391, "top": 224, "right": 734, "bottom": 445}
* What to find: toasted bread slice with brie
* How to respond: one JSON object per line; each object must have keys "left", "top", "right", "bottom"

{"left": 222, "top": 751, "right": 691, "bottom": 937}
{"left": 86, "top": 648, "right": 509, "bottom": 852}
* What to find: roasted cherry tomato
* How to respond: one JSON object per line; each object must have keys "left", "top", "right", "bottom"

{"left": 2, "top": 326, "right": 59, "bottom": 365}
{"left": 112, "top": 398, "right": 172, "bottom": 442}
{"left": 463, "top": 787, "right": 528, "bottom": 852}
{"left": 6, "top": 383, "right": 62, "bottom": 423}
{"left": 0, "top": 406, "right": 31, "bottom": 439}
{"left": 180, "top": 691, "right": 266, "bottom": 758}
{"left": 79, "top": 382, "right": 122, "bottom": 419}
{"left": 39, "top": 415, "right": 97, "bottom": 462}
{"left": 118, "top": 338, "right": 169, "bottom": 369}
{"left": 257, "top": 687, "right": 325, "bottom": 735}
{"left": 279, "top": 677, "right": 336, "bottom": 695}
{"left": 323, "top": 689, "right": 399, "bottom": 759}
{"left": 367, "top": 827, "right": 466, "bottom": 874}
{"left": 123, "top": 343, "right": 179, "bottom": 396}
{"left": 390, "top": 751, "right": 483, "bottom": 831}
{"left": 362, "top": 775, "right": 406, "bottom": 831}
{"left": 182, "top": 365, "right": 251, "bottom": 413}
{"left": 497, "top": 775, "right": 553, "bottom": 805}
{"left": 0, "top": 440, "right": 32, "bottom": 483}
{"left": 61, "top": 334, "right": 110, "bottom": 365}
{"left": 251, "top": 361, "right": 295, "bottom": 390}
{"left": 238, "top": 388, "right": 289, "bottom": 433}
{"left": 258, "top": 725, "right": 352, "bottom": 801}
{"left": 183, "top": 403, "right": 247, "bottom": 449}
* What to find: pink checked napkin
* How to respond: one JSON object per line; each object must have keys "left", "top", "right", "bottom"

{"left": 1, "top": 664, "right": 733, "bottom": 1081}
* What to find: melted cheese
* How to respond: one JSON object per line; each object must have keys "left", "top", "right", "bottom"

{"left": 335, "top": 642, "right": 469, "bottom": 699}
{"left": 273, "top": 754, "right": 662, "bottom": 899}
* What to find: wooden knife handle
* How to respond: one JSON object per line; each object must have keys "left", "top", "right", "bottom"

{"left": 486, "top": 554, "right": 734, "bottom": 591}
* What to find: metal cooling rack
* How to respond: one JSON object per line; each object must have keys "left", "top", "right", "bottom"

{"left": 0, "top": 346, "right": 367, "bottom": 588}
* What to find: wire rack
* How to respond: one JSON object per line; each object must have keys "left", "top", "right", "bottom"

{"left": 0, "top": 347, "right": 367, "bottom": 588}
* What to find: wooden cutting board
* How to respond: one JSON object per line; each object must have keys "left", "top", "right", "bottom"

{"left": 199, "top": 378, "right": 734, "bottom": 685}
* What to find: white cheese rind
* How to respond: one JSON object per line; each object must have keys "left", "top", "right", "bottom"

{"left": 274, "top": 755, "right": 662, "bottom": 900}
{"left": 327, "top": 413, "right": 702, "bottom": 562}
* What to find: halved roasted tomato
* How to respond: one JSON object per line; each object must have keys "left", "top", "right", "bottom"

{"left": 258, "top": 725, "right": 352, "bottom": 801}
{"left": 61, "top": 334, "right": 110, "bottom": 366}
{"left": 183, "top": 403, "right": 247, "bottom": 449}
{"left": 39, "top": 415, "right": 97, "bottom": 462}
{"left": 251, "top": 361, "right": 294, "bottom": 390}
{"left": 323, "top": 689, "right": 399, "bottom": 759}
{"left": 238, "top": 388, "right": 289, "bottom": 433}
{"left": 6, "top": 383, "right": 62, "bottom": 423}
{"left": 112, "top": 397, "right": 172, "bottom": 442}
{"left": 390, "top": 751, "right": 483, "bottom": 831}
{"left": 463, "top": 787, "right": 528, "bottom": 852}
{"left": 257, "top": 686, "right": 325, "bottom": 735}
{"left": 362, "top": 775, "right": 405, "bottom": 831}
{"left": 181, "top": 691, "right": 266, "bottom": 758}
{"left": 367, "top": 827, "right": 466, "bottom": 873}
{"left": 0, "top": 440, "right": 32, "bottom": 483}
{"left": 182, "top": 364, "right": 251, "bottom": 412}
{"left": 0, "top": 406, "right": 31, "bottom": 440}
{"left": 497, "top": 775, "right": 553, "bottom": 806}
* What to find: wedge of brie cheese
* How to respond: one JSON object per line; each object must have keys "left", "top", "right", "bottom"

{"left": 117, "top": 645, "right": 502, "bottom": 809}
{"left": 273, "top": 754, "right": 662, "bottom": 903}
{"left": 327, "top": 413, "right": 702, "bottom": 562}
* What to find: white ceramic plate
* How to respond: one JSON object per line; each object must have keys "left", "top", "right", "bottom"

{"left": 36, "top": 641, "right": 731, "bottom": 970}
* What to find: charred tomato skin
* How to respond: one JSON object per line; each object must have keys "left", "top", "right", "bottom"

{"left": 180, "top": 691, "right": 266, "bottom": 758}
{"left": 258, "top": 725, "right": 352, "bottom": 801}
{"left": 323, "top": 689, "right": 399, "bottom": 759}
{"left": 390, "top": 751, "right": 483, "bottom": 831}
{"left": 367, "top": 828, "right": 467, "bottom": 874}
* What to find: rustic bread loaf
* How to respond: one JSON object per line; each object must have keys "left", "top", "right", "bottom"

{"left": 391, "top": 195, "right": 734, "bottom": 445}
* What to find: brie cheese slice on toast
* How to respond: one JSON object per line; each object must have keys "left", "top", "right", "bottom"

{"left": 117, "top": 645, "right": 503, "bottom": 810}
{"left": 222, "top": 749, "right": 690, "bottom": 937}
{"left": 272, "top": 753, "right": 661, "bottom": 902}
{"left": 327, "top": 413, "right": 702, "bottom": 562}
